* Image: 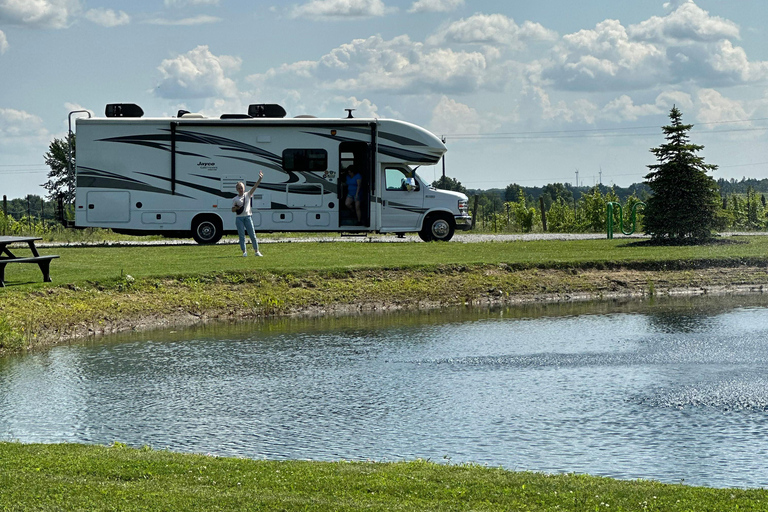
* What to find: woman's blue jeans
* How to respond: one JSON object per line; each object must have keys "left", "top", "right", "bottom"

{"left": 235, "top": 216, "right": 259, "bottom": 252}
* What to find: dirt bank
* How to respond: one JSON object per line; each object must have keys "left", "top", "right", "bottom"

{"left": 3, "top": 263, "right": 766, "bottom": 355}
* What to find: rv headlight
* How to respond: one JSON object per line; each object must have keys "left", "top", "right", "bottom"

{"left": 458, "top": 199, "right": 468, "bottom": 214}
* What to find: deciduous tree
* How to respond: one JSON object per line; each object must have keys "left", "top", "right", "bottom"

{"left": 42, "top": 134, "right": 75, "bottom": 203}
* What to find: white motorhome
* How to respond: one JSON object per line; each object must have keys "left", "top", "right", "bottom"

{"left": 72, "top": 103, "right": 471, "bottom": 243}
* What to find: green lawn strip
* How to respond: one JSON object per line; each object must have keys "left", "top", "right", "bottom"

{"left": 4, "top": 237, "right": 768, "bottom": 287}
{"left": 1, "top": 443, "right": 766, "bottom": 511}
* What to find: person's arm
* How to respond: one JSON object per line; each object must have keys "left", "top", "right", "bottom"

{"left": 248, "top": 171, "right": 264, "bottom": 196}
{"left": 355, "top": 176, "right": 362, "bottom": 200}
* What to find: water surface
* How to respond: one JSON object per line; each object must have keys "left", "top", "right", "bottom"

{"left": 2, "top": 296, "right": 768, "bottom": 489}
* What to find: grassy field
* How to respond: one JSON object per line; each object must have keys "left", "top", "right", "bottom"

{"left": 5, "top": 235, "right": 768, "bottom": 287}
{"left": 2, "top": 442, "right": 767, "bottom": 511}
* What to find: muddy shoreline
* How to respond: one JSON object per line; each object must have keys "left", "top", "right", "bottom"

{"left": 37, "top": 265, "right": 768, "bottom": 350}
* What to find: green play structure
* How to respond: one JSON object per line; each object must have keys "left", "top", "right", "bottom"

{"left": 606, "top": 201, "right": 646, "bottom": 239}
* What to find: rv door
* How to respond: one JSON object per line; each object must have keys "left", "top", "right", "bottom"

{"left": 380, "top": 166, "right": 423, "bottom": 230}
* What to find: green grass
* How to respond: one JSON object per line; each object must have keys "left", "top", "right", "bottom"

{"left": 1, "top": 442, "right": 767, "bottom": 511}
{"left": 4, "top": 236, "right": 768, "bottom": 287}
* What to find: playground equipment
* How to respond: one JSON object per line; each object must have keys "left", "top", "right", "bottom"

{"left": 606, "top": 201, "right": 646, "bottom": 239}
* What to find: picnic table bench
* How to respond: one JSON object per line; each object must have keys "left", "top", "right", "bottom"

{"left": 0, "top": 236, "right": 60, "bottom": 287}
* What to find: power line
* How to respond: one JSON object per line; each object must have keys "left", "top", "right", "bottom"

{"left": 443, "top": 117, "right": 768, "bottom": 140}
{"left": 446, "top": 126, "right": 767, "bottom": 141}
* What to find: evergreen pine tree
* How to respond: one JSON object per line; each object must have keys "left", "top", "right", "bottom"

{"left": 643, "top": 106, "right": 720, "bottom": 241}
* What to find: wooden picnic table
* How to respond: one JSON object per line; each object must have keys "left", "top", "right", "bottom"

{"left": 0, "top": 236, "right": 60, "bottom": 287}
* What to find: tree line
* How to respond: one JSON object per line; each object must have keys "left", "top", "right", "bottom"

{"left": 3, "top": 106, "right": 756, "bottom": 241}
{"left": 433, "top": 107, "right": 765, "bottom": 240}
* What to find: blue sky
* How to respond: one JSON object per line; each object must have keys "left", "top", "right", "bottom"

{"left": 1, "top": 0, "right": 767, "bottom": 199}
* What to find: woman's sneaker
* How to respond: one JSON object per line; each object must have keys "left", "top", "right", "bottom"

{"left": 242, "top": 251, "right": 248, "bottom": 257}
{"left": 255, "top": 251, "right": 263, "bottom": 257}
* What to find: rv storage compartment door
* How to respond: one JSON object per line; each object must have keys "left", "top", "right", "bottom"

{"left": 287, "top": 184, "right": 323, "bottom": 208}
{"left": 86, "top": 191, "right": 130, "bottom": 223}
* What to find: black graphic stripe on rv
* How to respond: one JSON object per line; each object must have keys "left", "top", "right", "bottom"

{"left": 98, "top": 131, "right": 283, "bottom": 164}
{"left": 77, "top": 167, "right": 194, "bottom": 198}
{"left": 96, "top": 135, "right": 209, "bottom": 158}
{"left": 173, "top": 130, "right": 283, "bottom": 165}
{"left": 190, "top": 174, "right": 296, "bottom": 195}
{"left": 216, "top": 155, "right": 285, "bottom": 173}
{"left": 377, "top": 145, "right": 441, "bottom": 164}
{"left": 192, "top": 171, "right": 338, "bottom": 196}
{"left": 303, "top": 131, "right": 440, "bottom": 164}
{"left": 301, "top": 173, "right": 338, "bottom": 195}
{"left": 331, "top": 127, "right": 429, "bottom": 147}
{"left": 136, "top": 172, "right": 235, "bottom": 199}
{"left": 386, "top": 202, "right": 429, "bottom": 214}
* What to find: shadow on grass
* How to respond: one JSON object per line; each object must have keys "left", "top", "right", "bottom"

{"left": 621, "top": 237, "right": 747, "bottom": 248}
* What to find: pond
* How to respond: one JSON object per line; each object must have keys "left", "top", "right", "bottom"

{"left": 2, "top": 295, "right": 768, "bottom": 489}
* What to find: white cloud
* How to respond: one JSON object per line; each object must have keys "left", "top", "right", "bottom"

{"left": 430, "top": 96, "right": 483, "bottom": 135}
{"left": 525, "top": 86, "right": 581, "bottom": 123}
{"left": 601, "top": 95, "right": 663, "bottom": 122}
{"left": 428, "top": 13, "right": 557, "bottom": 48}
{"left": 630, "top": 1, "right": 740, "bottom": 43}
{"left": 0, "top": 0, "right": 81, "bottom": 29}
{"left": 537, "top": 1, "right": 768, "bottom": 93}
{"left": 333, "top": 96, "right": 380, "bottom": 118}
{"left": 540, "top": 19, "right": 667, "bottom": 91}
{"left": 696, "top": 89, "right": 750, "bottom": 125}
{"left": 258, "top": 35, "right": 488, "bottom": 95}
{"left": 145, "top": 15, "right": 221, "bottom": 25}
{"left": 0, "top": 30, "right": 8, "bottom": 54}
{"left": 0, "top": 108, "right": 48, "bottom": 139}
{"left": 165, "top": 0, "right": 220, "bottom": 6}
{"left": 408, "top": 0, "right": 463, "bottom": 14}
{"left": 290, "top": 0, "right": 390, "bottom": 20}
{"left": 84, "top": 8, "right": 130, "bottom": 27}
{"left": 155, "top": 45, "right": 242, "bottom": 99}
{"left": 654, "top": 90, "right": 694, "bottom": 111}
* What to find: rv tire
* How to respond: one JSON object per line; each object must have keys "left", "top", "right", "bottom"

{"left": 419, "top": 214, "right": 455, "bottom": 242}
{"left": 191, "top": 215, "right": 223, "bottom": 245}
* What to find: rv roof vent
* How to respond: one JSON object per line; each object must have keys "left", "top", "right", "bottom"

{"left": 295, "top": 114, "right": 317, "bottom": 119}
{"left": 177, "top": 110, "right": 190, "bottom": 117}
{"left": 105, "top": 103, "right": 144, "bottom": 118}
{"left": 221, "top": 114, "right": 252, "bottom": 119}
{"left": 180, "top": 113, "right": 205, "bottom": 119}
{"left": 248, "top": 104, "right": 287, "bottom": 118}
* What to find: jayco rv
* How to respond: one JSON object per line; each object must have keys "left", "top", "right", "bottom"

{"left": 72, "top": 103, "right": 471, "bottom": 243}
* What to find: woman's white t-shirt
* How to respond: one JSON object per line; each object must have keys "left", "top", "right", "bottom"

{"left": 233, "top": 190, "right": 254, "bottom": 217}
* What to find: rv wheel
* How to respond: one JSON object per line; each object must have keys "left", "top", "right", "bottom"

{"left": 191, "top": 216, "right": 223, "bottom": 245}
{"left": 420, "top": 214, "right": 455, "bottom": 242}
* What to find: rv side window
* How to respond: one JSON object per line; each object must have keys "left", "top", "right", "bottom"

{"left": 283, "top": 149, "right": 328, "bottom": 172}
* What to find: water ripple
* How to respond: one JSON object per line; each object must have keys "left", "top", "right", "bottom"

{"left": 633, "top": 378, "right": 768, "bottom": 411}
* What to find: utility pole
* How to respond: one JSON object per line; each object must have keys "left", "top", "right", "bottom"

{"left": 599, "top": 167, "right": 602, "bottom": 185}
{"left": 441, "top": 136, "right": 446, "bottom": 179}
